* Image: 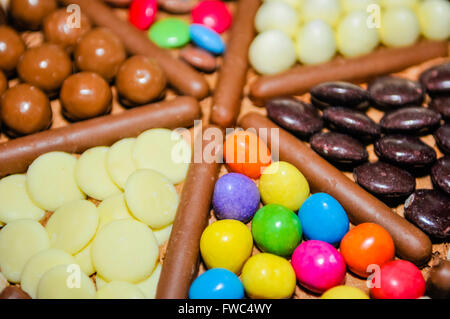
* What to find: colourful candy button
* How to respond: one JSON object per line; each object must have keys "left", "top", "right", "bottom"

{"left": 148, "top": 18, "right": 190, "bottom": 48}
{"left": 191, "top": 0, "right": 232, "bottom": 34}
{"left": 251, "top": 204, "right": 302, "bottom": 257}
{"left": 189, "top": 24, "right": 225, "bottom": 55}
{"left": 189, "top": 268, "right": 244, "bottom": 299}
{"left": 129, "top": 0, "right": 158, "bottom": 30}
{"left": 321, "top": 286, "right": 369, "bottom": 299}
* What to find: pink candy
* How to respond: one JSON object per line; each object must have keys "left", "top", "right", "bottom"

{"left": 191, "top": 0, "right": 232, "bottom": 34}
{"left": 129, "top": 0, "right": 158, "bottom": 30}
{"left": 291, "top": 240, "right": 346, "bottom": 293}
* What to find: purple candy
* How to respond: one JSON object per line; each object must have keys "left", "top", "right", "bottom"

{"left": 212, "top": 173, "right": 260, "bottom": 223}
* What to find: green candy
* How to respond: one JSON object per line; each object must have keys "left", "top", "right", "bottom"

{"left": 148, "top": 18, "right": 190, "bottom": 49}
{"left": 251, "top": 204, "right": 302, "bottom": 258}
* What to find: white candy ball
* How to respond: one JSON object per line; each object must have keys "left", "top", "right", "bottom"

{"left": 417, "top": 0, "right": 450, "bottom": 41}
{"left": 336, "top": 11, "right": 380, "bottom": 57}
{"left": 255, "top": 2, "right": 300, "bottom": 37}
{"left": 341, "top": 0, "right": 380, "bottom": 13}
{"left": 302, "top": 0, "right": 342, "bottom": 26}
{"left": 263, "top": 0, "right": 303, "bottom": 10}
{"left": 381, "top": 0, "right": 420, "bottom": 9}
{"left": 295, "top": 20, "right": 336, "bottom": 65}
{"left": 249, "top": 30, "right": 297, "bottom": 75}
{"left": 380, "top": 7, "right": 420, "bottom": 47}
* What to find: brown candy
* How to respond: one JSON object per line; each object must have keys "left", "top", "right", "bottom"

{"left": 0, "top": 286, "right": 31, "bottom": 299}
{"left": 17, "top": 44, "right": 72, "bottom": 95}
{"left": 158, "top": 0, "right": 196, "bottom": 14}
{"left": 0, "top": 5, "right": 6, "bottom": 25}
{"left": 74, "top": 28, "right": 127, "bottom": 82}
{"left": 179, "top": 45, "right": 217, "bottom": 73}
{"left": 10, "top": 0, "right": 57, "bottom": 30}
{"left": 43, "top": 8, "right": 92, "bottom": 52}
{"left": 115, "top": 55, "right": 166, "bottom": 107}
{"left": 0, "top": 26, "right": 26, "bottom": 74}
{"left": 0, "top": 83, "right": 52, "bottom": 136}
{"left": 103, "top": 0, "right": 133, "bottom": 7}
{"left": 0, "top": 70, "right": 7, "bottom": 96}
{"left": 60, "top": 72, "right": 112, "bottom": 121}
{"left": 426, "top": 260, "right": 450, "bottom": 299}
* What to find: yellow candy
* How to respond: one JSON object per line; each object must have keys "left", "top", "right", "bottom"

{"left": 380, "top": 7, "right": 420, "bottom": 47}
{"left": 321, "top": 285, "right": 370, "bottom": 299}
{"left": 301, "top": 0, "right": 341, "bottom": 27}
{"left": 417, "top": 0, "right": 450, "bottom": 41}
{"left": 259, "top": 161, "right": 310, "bottom": 211}
{"left": 241, "top": 253, "right": 296, "bottom": 299}
{"left": 381, "top": 0, "right": 419, "bottom": 9}
{"left": 200, "top": 220, "right": 253, "bottom": 274}
{"left": 341, "top": 0, "right": 380, "bottom": 13}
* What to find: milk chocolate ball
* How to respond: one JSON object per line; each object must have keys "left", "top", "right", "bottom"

{"left": 426, "top": 260, "right": 450, "bottom": 299}
{"left": 43, "top": 8, "right": 92, "bottom": 52}
{"left": 116, "top": 55, "right": 166, "bottom": 107}
{"left": 0, "top": 84, "right": 52, "bottom": 136}
{"left": 74, "top": 28, "right": 127, "bottom": 82}
{"left": 0, "top": 70, "right": 7, "bottom": 96}
{"left": 10, "top": 0, "right": 57, "bottom": 30}
{"left": 0, "top": 26, "right": 26, "bottom": 73}
{"left": 17, "top": 43, "right": 72, "bottom": 95}
{"left": 60, "top": 72, "right": 112, "bottom": 121}
{"left": 0, "top": 6, "right": 6, "bottom": 25}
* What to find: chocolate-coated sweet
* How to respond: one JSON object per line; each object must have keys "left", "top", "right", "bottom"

{"left": 0, "top": 70, "right": 7, "bottom": 96}
{"left": 426, "top": 260, "right": 450, "bottom": 299}
{"left": 103, "top": 0, "right": 133, "bottom": 6}
{"left": 60, "top": 72, "right": 112, "bottom": 121}
{"left": 158, "top": 0, "right": 196, "bottom": 14}
{"left": 0, "top": 83, "right": 52, "bottom": 136}
{"left": 0, "top": 286, "right": 31, "bottom": 299}
{"left": 310, "top": 82, "right": 369, "bottom": 109}
{"left": 354, "top": 162, "right": 415, "bottom": 199}
{"left": 374, "top": 135, "right": 436, "bottom": 168}
{"left": 115, "top": 55, "right": 166, "bottom": 107}
{"left": 266, "top": 97, "right": 323, "bottom": 138}
{"left": 434, "top": 124, "right": 450, "bottom": 155}
{"left": 310, "top": 132, "right": 368, "bottom": 164}
{"left": 0, "top": 26, "right": 26, "bottom": 73}
{"left": 404, "top": 189, "right": 450, "bottom": 239}
{"left": 74, "top": 28, "right": 127, "bottom": 82}
{"left": 429, "top": 96, "right": 450, "bottom": 120}
{"left": 17, "top": 44, "right": 72, "bottom": 95}
{"left": 431, "top": 157, "right": 450, "bottom": 195}
{"left": 368, "top": 76, "right": 425, "bottom": 109}
{"left": 380, "top": 107, "right": 441, "bottom": 134}
{"left": 0, "top": 6, "right": 6, "bottom": 25}
{"left": 419, "top": 63, "right": 450, "bottom": 96}
{"left": 10, "top": 0, "right": 57, "bottom": 30}
{"left": 43, "top": 8, "right": 92, "bottom": 52}
{"left": 179, "top": 45, "right": 217, "bottom": 73}
{"left": 323, "top": 107, "right": 380, "bottom": 141}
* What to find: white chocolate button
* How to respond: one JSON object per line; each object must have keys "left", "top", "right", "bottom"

{"left": 96, "top": 281, "right": 145, "bottom": 299}
{"left": 136, "top": 263, "right": 161, "bottom": 299}
{"left": 249, "top": 30, "right": 297, "bottom": 75}
{"left": 106, "top": 138, "right": 137, "bottom": 190}
{"left": 255, "top": 2, "right": 300, "bottom": 38}
{"left": 0, "top": 272, "right": 8, "bottom": 294}
{"left": 97, "top": 193, "right": 134, "bottom": 230}
{"left": 76, "top": 147, "right": 121, "bottom": 200}
{"left": 37, "top": 264, "right": 96, "bottom": 299}
{"left": 341, "top": 0, "right": 380, "bottom": 13}
{"left": 0, "top": 220, "right": 50, "bottom": 283}
{"left": 92, "top": 219, "right": 159, "bottom": 283}
{"left": 46, "top": 200, "right": 98, "bottom": 255}
{"left": 74, "top": 242, "right": 95, "bottom": 276}
{"left": 133, "top": 129, "right": 191, "bottom": 184}
{"left": 295, "top": 20, "right": 336, "bottom": 65}
{"left": 301, "top": 0, "right": 341, "bottom": 26}
{"left": 125, "top": 169, "right": 179, "bottom": 229}
{"left": 95, "top": 275, "right": 108, "bottom": 290}
{"left": 27, "top": 152, "right": 85, "bottom": 212}
{"left": 153, "top": 224, "right": 173, "bottom": 246}
{"left": 381, "top": 0, "right": 419, "bottom": 9}
{"left": 21, "top": 248, "right": 75, "bottom": 299}
{"left": 0, "top": 174, "right": 45, "bottom": 224}
{"left": 380, "top": 7, "right": 420, "bottom": 47}
{"left": 263, "top": 0, "right": 302, "bottom": 10}
{"left": 418, "top": 0, "right": 450, "bottom": 41}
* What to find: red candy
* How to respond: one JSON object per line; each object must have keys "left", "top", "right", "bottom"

{"left": 370, "top": 260, "right": 425, "bottom": 299}
{"left": 129, "top": 0, "right": 158, "bottom": 30}
{"left": 191, "top": 0, "right": 232, "bottom": 34}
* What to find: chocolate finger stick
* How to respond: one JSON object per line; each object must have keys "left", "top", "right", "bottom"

{"left": 250, "top": 40, "right": 449, "bottom": 101}
{"left": 0, "top": 96, "right": 201, "bottom": 178}
{"left": 60, "top": 0, "right": 209, "bottom": 99}
{"left": 239, "top": 113, "right": 432, "bottom": 266}
{"left": 157, "top": 125, "right": 222, "bottom": 299}
{"left": 210, "top": 0, "right": 261, "bottom": 128}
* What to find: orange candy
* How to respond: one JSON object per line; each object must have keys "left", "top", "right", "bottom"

{"left": 223, "top": 131, "right": 272, "bottom": 179}
{"left": 340, "top": 223, "right": 395, "bottom": 278}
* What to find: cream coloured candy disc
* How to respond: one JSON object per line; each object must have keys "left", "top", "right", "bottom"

{"left": 0, "top": 220, "right": 50, "bottom": 283}
{"left": 74, "top": 242, "right": 95, "bottom": 276}
{"left": 37, "top": 264, "right": 96, "bottom": 299}
{"left": 95, "top": 275, "right": 108, "bottom": 290}
{"left": 106, "top": 138, "right": 137, "bottom": 190}
{"left": 92, "top": 219, "right": 159, "bottom": 283}
{"left": 46, "top": 200, "right": 99, "bottom": 255}
{"left": 153, "top": 224, "right": 173, "bottom": 246}
{"left": 125, "top": 169, "right": 179, "bottom": 229}
{"left": 133, "top": 128, "right": 191, "bottom": 184}
{"left": 0, "top": 174, "right": 45, "bottom": 224}
{"left": 97, "top": 193, "right": 134, "bottom": 230}
{"left": 96, "top": 281, "right": 145, "bottom": 299}
{"left": 75, "top": 147, "right": 121, "bottom": 200}
{"left": 21, "top": 248, "right": 76, "bottom": 299}
{"left": 26, "top": 152, "right": 86, "bottom": 212}
{"left": 136, "top": 263, "right": 162, "bottom": 299}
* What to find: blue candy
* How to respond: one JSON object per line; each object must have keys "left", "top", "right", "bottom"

{"left": 189, "top": 24, "right": 225, "bottom": 55}
{"left": 298, "top": 193, "right": 349, "bottom": 246}
{"left": 189, "top": 268, "right": 244, "bottom": 299}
